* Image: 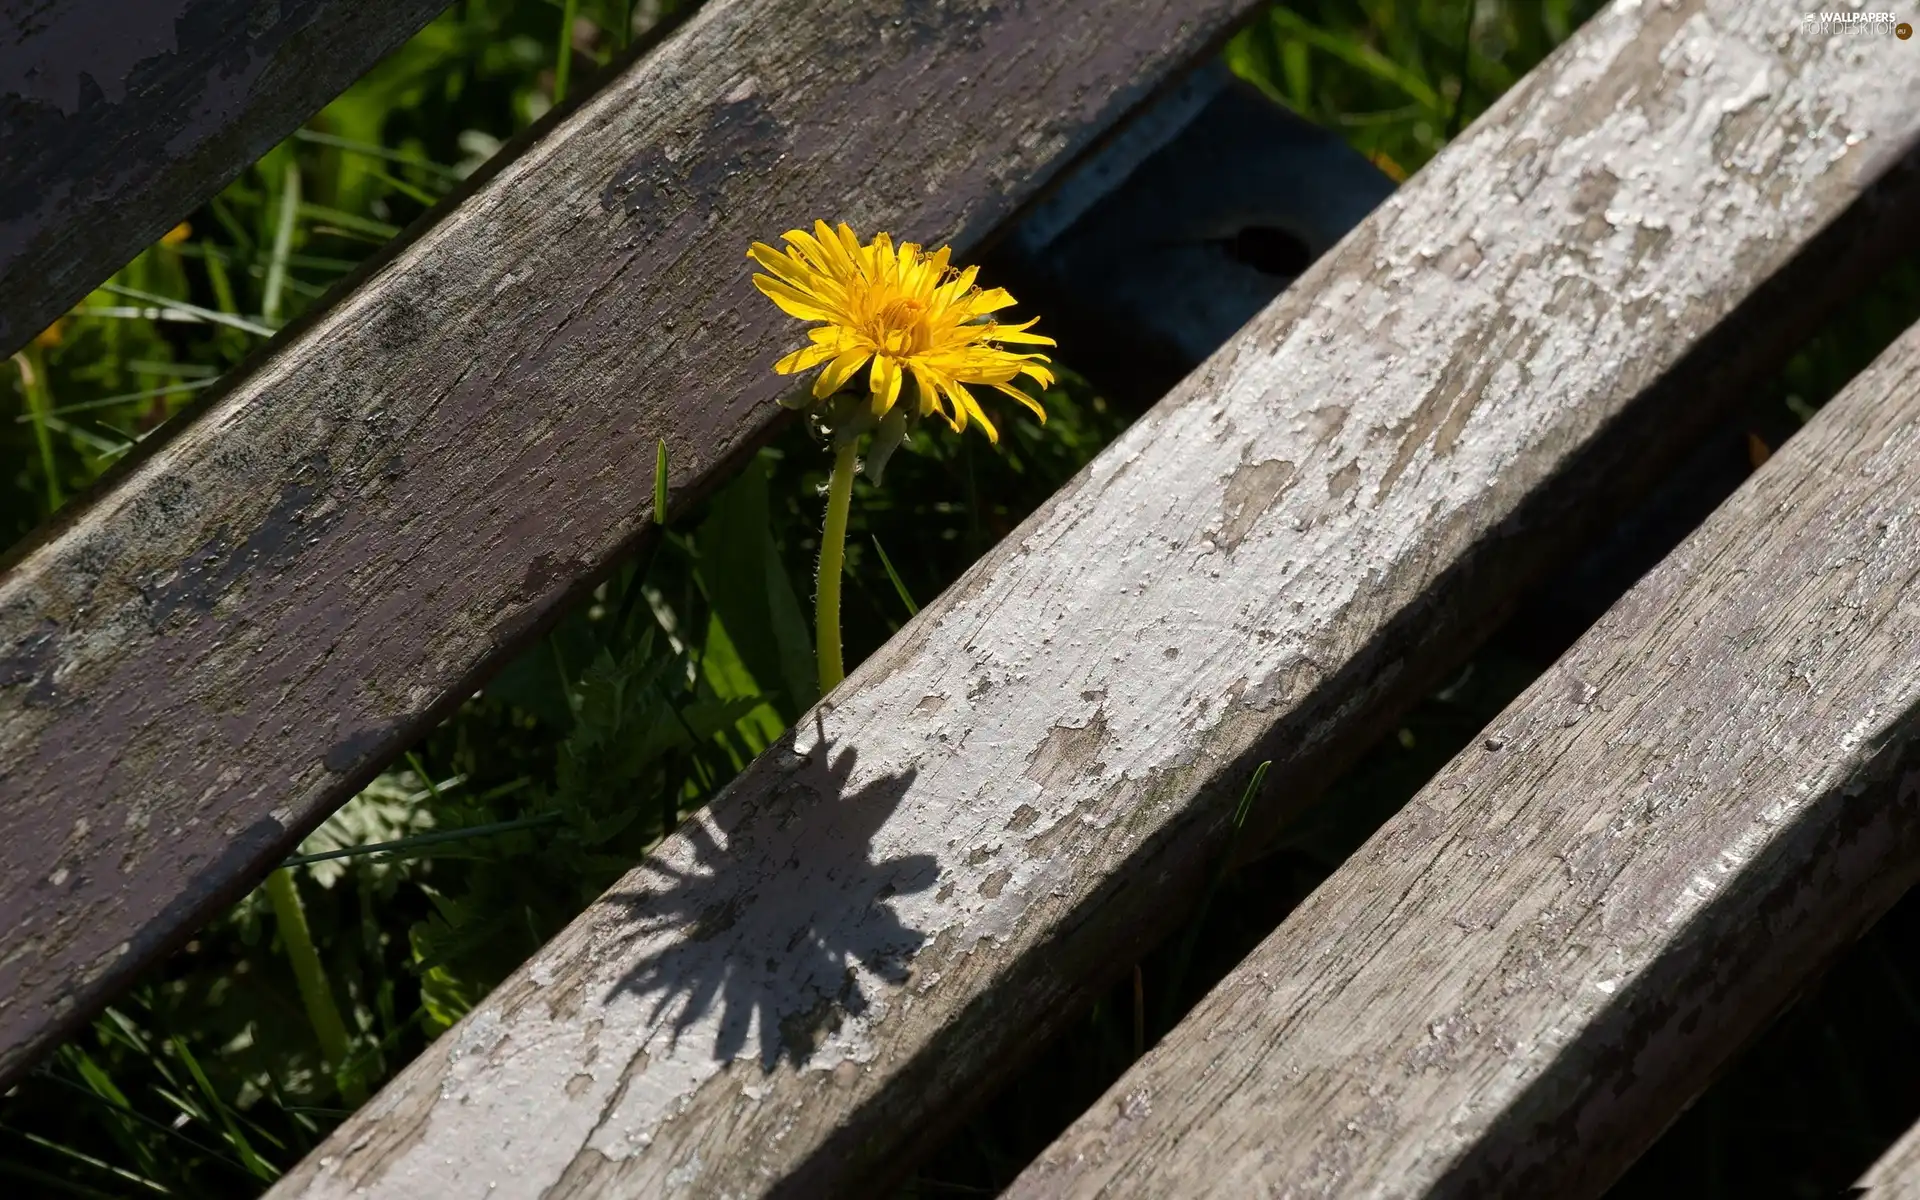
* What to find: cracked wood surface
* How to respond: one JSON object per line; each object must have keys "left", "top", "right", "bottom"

{"left": 0, "top": 0, "right": 452, "bottom": 358}
{"left": 269, "top": 3, "right": 1920, "bottom": 1197}
{"left": 0, "top": 0, "right": 1280, "bottom": 1085}
{"left": 1011, "top": 313, "right": 1920, "bottom": 1200}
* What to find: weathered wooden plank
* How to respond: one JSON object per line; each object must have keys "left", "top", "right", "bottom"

{"left": 269, "top": 5, "right": 1920, "bottom": 1197}
{"left": 0, "top": 0, "right": 1284, "bottom": 1089}
{"left": 0, "top": 0, "right": 453, "bottom": 357}
{"left": 1008, "top": 317, "right": 1920, "bottom": 1200}
{"left": 1860, "top": 1122, "right": 1920, "bottom": 1197}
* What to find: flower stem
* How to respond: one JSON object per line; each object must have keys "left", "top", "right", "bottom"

{"left": 816, "top": 439, "right": 858, "bottom": 693}
{"left": 263, "top": 868, "right": 364, "bottom": 1105}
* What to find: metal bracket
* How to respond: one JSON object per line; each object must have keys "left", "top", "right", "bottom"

{"left": 992, "top": 61, "right": 1397, "bottom": 406}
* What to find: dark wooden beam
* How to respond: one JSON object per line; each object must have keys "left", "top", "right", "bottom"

{"left": 0, "top": 0, "right": 455, "bottom": 357}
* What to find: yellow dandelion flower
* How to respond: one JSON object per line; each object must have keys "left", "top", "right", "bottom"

{"left": 160, "top": 221, "right": 193, "bottom": 247}
{"left": 748, "top": 220, "right": 1055, "bottom": 443}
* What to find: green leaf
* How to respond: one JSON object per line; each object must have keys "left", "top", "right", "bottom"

{"left": 654, "top": 438, "right": 670, "bottom": 525}
{"left": 700, "top": 612, "right": 787, "bottom": 750}
{"left": 693, "top": 454, "right": 816, "bottom": 717}
{"left": 871, "top": 535, "right": 919, "bottom": 618}
{"left": 169, "top": 1038, "right": 277, "bottom": 1181}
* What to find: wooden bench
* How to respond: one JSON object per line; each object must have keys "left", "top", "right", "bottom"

{"left": 6, "top": 0, "right": 1920, "bottom": 1196}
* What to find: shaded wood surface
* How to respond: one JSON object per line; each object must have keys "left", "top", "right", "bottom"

{"left": 1862, "top": 1122, "right": 1920, "bottom": 1197}
{"left": 269, "top": 4, "right": 1920, "bottom": 1197}
{"left": 0, "top": 0, "right": 452, "bottom": 357}
{"left": 0, "top": 0, "right": 1283, "bottom": 1090}
{"left": 1009, "top": 322, "right": 1920, "bottom": 1200}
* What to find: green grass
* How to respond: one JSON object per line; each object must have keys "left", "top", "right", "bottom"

{"left": 15, "top": 1, "right": 1920, "bottom": 1196}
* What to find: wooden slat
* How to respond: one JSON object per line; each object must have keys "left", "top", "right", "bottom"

{"left": 268, "top": 5, "right": 1920, "bottom": 1197}
{"left": 0, "top": 0, "right": 452, "bottom": 357}
{"left": 0, "top": 0, "right": 1281, "bottom": 1089}
{"left": 1008, "top": 322, "right": 1920, "bottom": 1199}
{"left": 1860, "top": 1122, "right": 1920, "bottom": 1197}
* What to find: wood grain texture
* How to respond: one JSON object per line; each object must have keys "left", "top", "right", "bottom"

{"left": 1008, "top": 312, "right": 1920, "bottom": 1200}
{"left": 0, "top": 0, "right": 1280, "bottom": 1090}
{"left": 0, "top": 0, "right": 451, "bottom": 357}
{"left": 269, "top": 4, "right": 1920, "bottom": 1197}
{"left": 1861, "top": 1122, "right": 1920, "bottom": 1198}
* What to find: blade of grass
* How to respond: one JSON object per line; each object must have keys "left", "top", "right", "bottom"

{"left": 395, "top": 771, "right": 469, "bottom": 805}
{"left": 52, "top": 1048, "right": 165, "bottom": 1181}
{"left": 171, "top": 242, "right": 366, "bottom": 275}
{"left": 871, "top": 535, "right": 920, "bottom": 617}
{"left": 654, "top": 437, "right": 671, "bottom": 524}
{"left": 34, "top": 1066, "right": 257, "bottom": 1181}
{"left": 307, "top": 224, "right": 395, "bottom": 246}
{"left": 12, "top": 348, "right": 64, "bottom": 512}
{"left": 554, "top": 0, "right": 580, "bottom": 102}
{"left": 97, "top": 284, "right": 274, "bottom": 337}
{"left": 37, "top": 413, "right": 128, "bottom": 455}
{"left": 198, "top": 239, "right": 243, "bottom": 331}
{"left": 263, "top": 160, "right": 301, "bottom": 327}
{"left": 294, "top": 202, "right": 399, "bottom": 240}
{"left": 1157, "top": 760, "right": 1272, "bottom": 1032}
{"left": 1445, "top": 0, "right": 1476, "bottom": 138}
{"left": 292, "top": 129, "right": 461, "bottom": 180}
{"left": 207, "top": 195, "right": 255, "bottom": 251}
{"left": 168, "top": 1038, "right": 279, "bottom": 1181}
{"left": 1267, "top": 8, "right": 1443, "bottom": 111}
{"left": 0, "top": 1126, "right": 171, "bottom": 1195}
{"left": 125, "top": 359, "right": 218, "bottom": 378}
{"left": 15, "top": 378, "right": 217, "bottom": 423}
{"left": 0, "top": 1155, "right": 137, "bottom": 1199}
{"left": 404, "top": 752, "right": 448, "bottom": 805}
{"left": 280, "top": 811, "right": 557, "bottom": 868}
{"left": 74, "top": 305, "right": 212, "bottom": 325}
{"left": 366, "top": 165, "right": 445, "bottom": 206}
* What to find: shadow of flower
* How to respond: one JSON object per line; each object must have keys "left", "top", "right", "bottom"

{"left": 602, "top": 725, "right": 934, "bottom": 1069}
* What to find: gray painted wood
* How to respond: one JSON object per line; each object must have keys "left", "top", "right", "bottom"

{"left": 1861, "top": 1123, "right": 1920, "bottom": 1198}
{"left": 1008, "top": 308, "right": 1920, "bottom": 1200}
{"left": 268, "top": 4, "right": 1920, "bottom": 1196}
{"left": 0, "top": 0, "right": 1282, "bottom": 1090}
{"left": 0, "top": 0, "right": 453, "bottom": 358}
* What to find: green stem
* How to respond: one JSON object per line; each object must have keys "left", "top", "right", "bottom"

{"left": 815, "top": 439, "right": 858, "bottom": 693}
{"left": 262, "top": 159, "right": 300, "bottom": 328}
{"left": 15, "top": 347, "right": 63, "bottom": 514}
{"left": 554, "top": 0, "right": 578, "bottom": 103}
{"left": 262, "top": 869, "right": 364, "bottom": 1105}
